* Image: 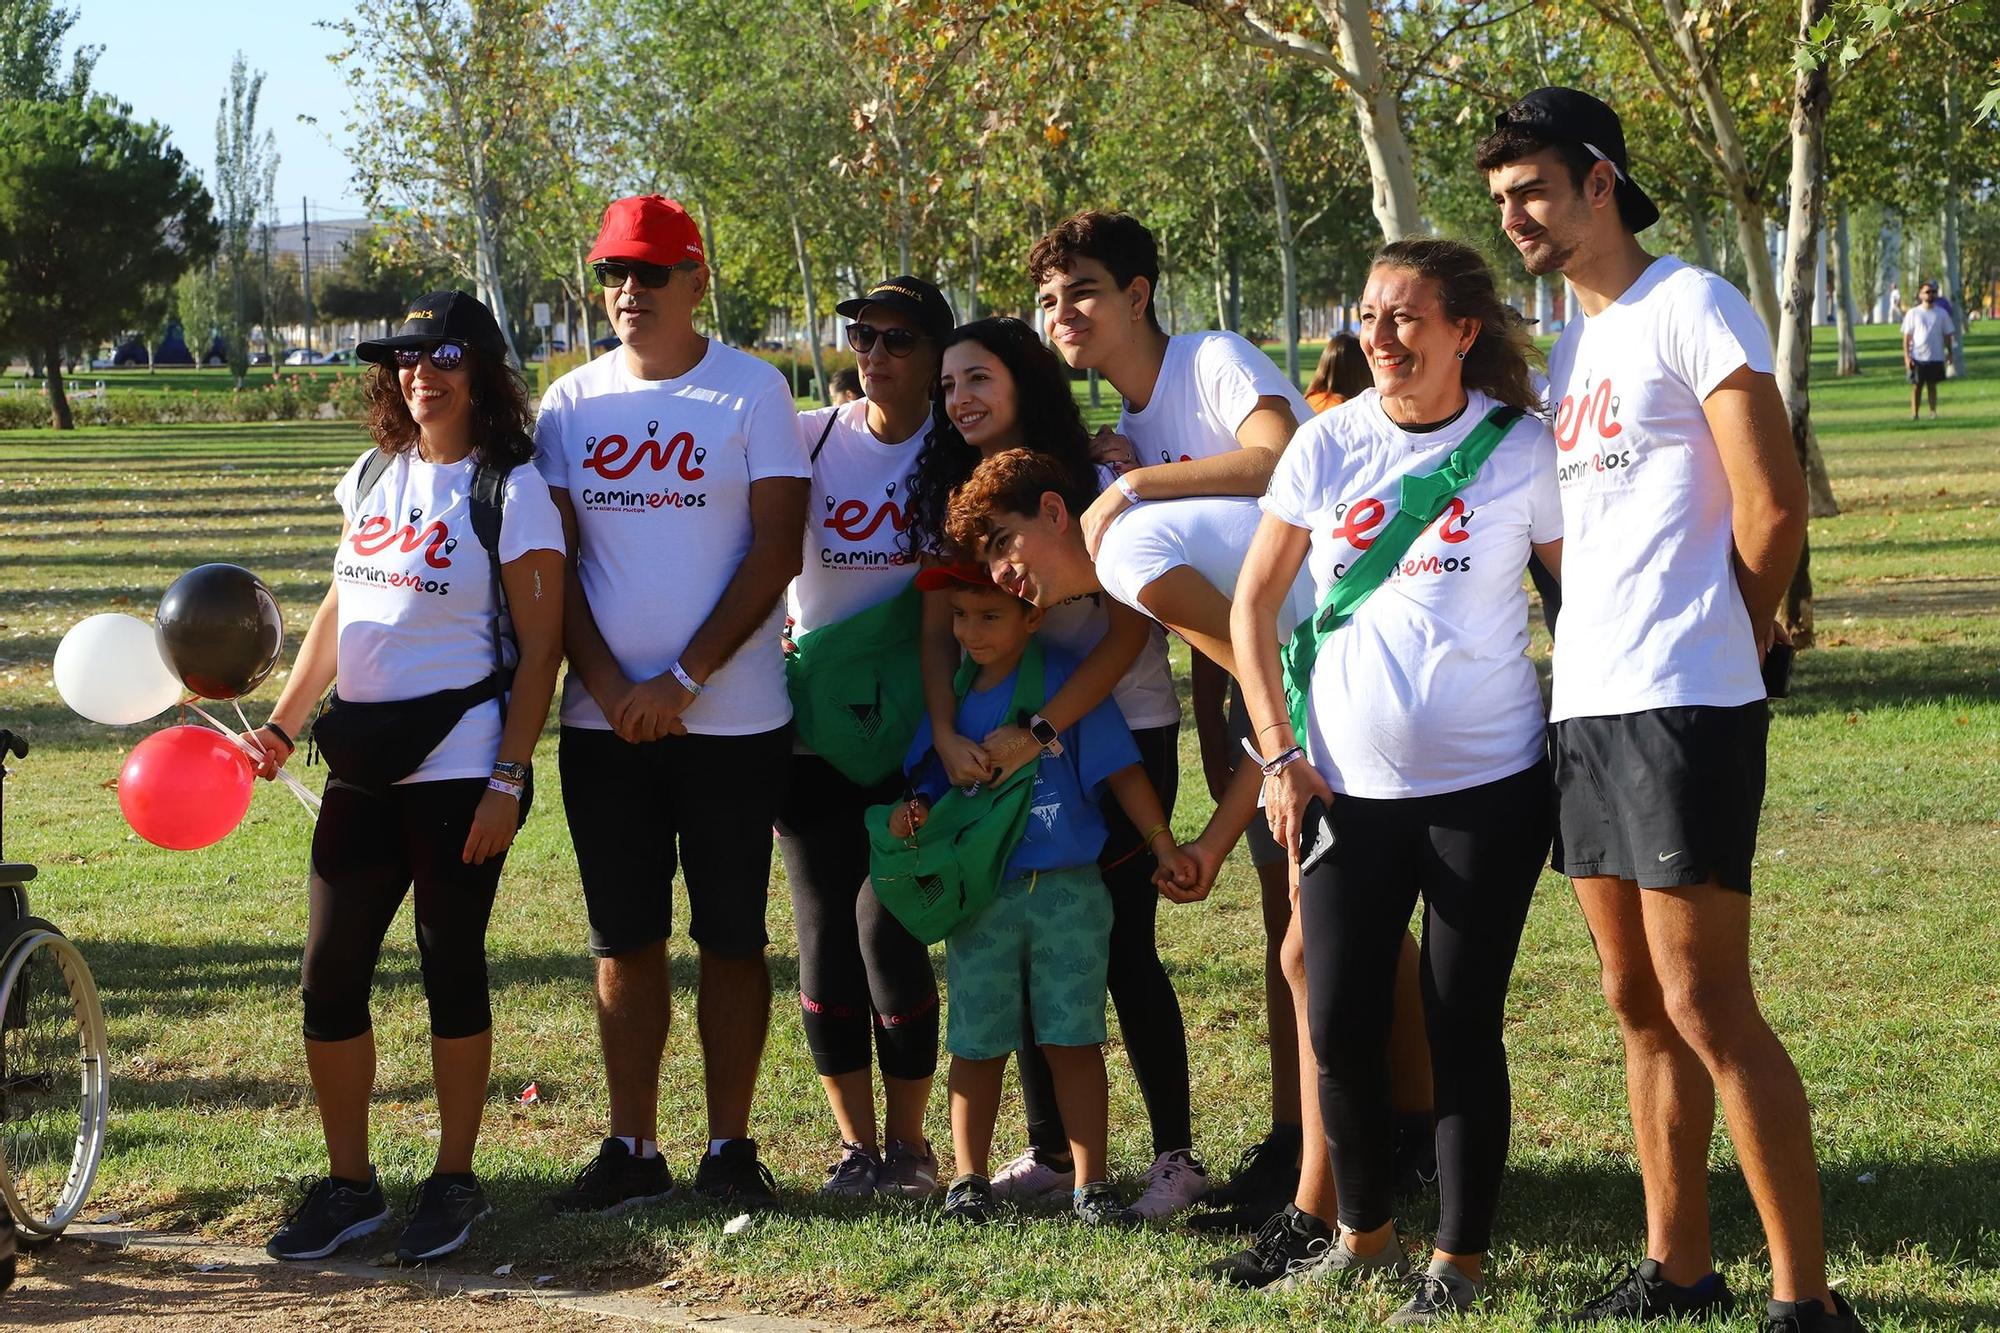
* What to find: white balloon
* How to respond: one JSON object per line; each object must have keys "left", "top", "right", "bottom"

{"left": 53, "top": 613, "right": 185, "bottom": 726}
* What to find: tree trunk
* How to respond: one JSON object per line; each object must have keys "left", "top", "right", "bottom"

{"left": 790, "top": 210, "right": 830, "bottom": 406}
{"left": 1327, "top": 0, "right": 1423, "bottom": 240}
{"left": 1228, "top": 251, "right": 1242, "bottom": 333}
{"left": 1245, "top": 95, "right": 1303, "bottom": 386}
{"left": 1833, "top": 203, "right": 1859, "bottom": 375}
{"left": 699, "top": 202, "right": 728, "bottom": 344}
{"left": 1774, "top": 0, "right": 1834, "bottom": 641}
{"left": 967, "top": 178, "right": 983, "bottom": 322}
{"left": 468, "top": 150, "right": 522, "bottom": 368}
{"left": 1687, "top": 185, "right": 1716, "bottom": 272}
{"left": 43, "top": 338, "right": 72, "bottom": 430}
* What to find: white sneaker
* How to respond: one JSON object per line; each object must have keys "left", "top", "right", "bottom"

{"left": 989, "top": 1146, "right": 1074, "bottom": 1203}
{"left": 1128, "top": 1148, "right": 1210, "bottom": 1220}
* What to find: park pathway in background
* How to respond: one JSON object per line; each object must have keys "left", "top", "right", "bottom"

{"left": 2, "top": 1226, "right": 893, "bottom": 1332}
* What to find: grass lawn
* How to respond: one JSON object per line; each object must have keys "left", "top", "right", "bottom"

{"left": 0, "top": 321, "right": 1995, "bottom": 1330}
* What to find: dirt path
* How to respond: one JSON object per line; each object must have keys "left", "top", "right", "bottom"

{"left": 2, "top": 1228, "right": 884, "bottom": 1332}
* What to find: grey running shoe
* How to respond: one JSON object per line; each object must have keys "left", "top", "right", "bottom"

{"left": 877, "top": 1139, "right": 940, "bottom": 1198}
{"left": 266, "top": 1169, "right": 390, "bottom": 1261}
{"left": 819, "top": 1141, "right": 881, "bottom": 1197}
{"left": 1389, "top": 1259, "right": 1482, "bottom": 1326}
{"left": 1274, "top": 1227, "right": 1413, "bottom": 1292}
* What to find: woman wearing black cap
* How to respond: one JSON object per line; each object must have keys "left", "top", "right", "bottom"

{"left": 244, "top": 290, "right": 566, "bottom": 1265}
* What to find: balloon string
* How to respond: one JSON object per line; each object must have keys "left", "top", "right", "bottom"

{"left": 183, "top": 699, "right": 321, "bottom": 815}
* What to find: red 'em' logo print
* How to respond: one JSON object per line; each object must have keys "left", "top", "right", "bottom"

{"left": 582, "top": 419, "right": 708, "bottom": 481}
{"left": 1329, "top": 496, "right": 1472, "bottom": 550}
{"left": 350, "top": 514, "right": 455, "bottom": 568}
{"left": 1554, "top": 378, "right": 1623, "bottom": 453}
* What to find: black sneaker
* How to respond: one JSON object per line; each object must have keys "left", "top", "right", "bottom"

{"left": 1072, "top": 1180, "right": 1140, "bottom": 1227}
{"left": 395, "top": 1172, "right": 493, "bottom": 1264}
{"left": 547, "top": 1138, "right": 674, "bottom": 1216}
{"left": 1206, "top": 1130, "right": 1302, "bottom": 1211}
{"left": 1204, "top": 1204, "right": 1333, "bottom": 1288}
{"left": 1393, "top": 1112, "right": 1438, "bottom": 1199}
{"left": 266, "top": 1169, "right": 391, "bottom": 1261}
{"left": 943, "top": 1172, "right": 995, "bottom": 1223}
{"left": 692, "top": 1138, "right": 779, "bottom": 1211}
{"left": 1568, "top": 1259, "right": 1736, "bottom": 1323}
{"left": 1766, "top": 1292, "right": 1864, "bottom": 1333}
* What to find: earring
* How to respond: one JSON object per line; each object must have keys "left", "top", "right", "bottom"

{"left": 1455, "top": 349, "right": 1467, "bottom": 361}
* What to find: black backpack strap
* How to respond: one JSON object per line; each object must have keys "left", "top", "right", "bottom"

{"left": 810, "top": 409, "right": 840, "bottom": 464}
{"left": 469, "top": 457, "right": 513, "bottom": 690}
{"left": 354, "top": 447, "right": 395, "bottom": 506}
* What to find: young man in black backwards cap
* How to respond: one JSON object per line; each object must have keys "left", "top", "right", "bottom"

{"left": 1478, "top": 90, "right": 1859, "bottom": 1333}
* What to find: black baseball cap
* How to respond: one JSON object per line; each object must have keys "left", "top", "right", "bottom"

{"left": 1493, "top": 87, "right": 1661, "bottom": 234}
{"left": 835, "top": 275, "right": 954, "bottom": 341}
{"left": 356, "top": 289, "right": 507, "bottom": 365}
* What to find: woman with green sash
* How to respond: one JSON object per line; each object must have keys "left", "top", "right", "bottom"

{"left": 779, "top": 275, "right": 954, "bottom": 1198}
{"left": 1230, "top": 239, "right": 1563, "bottom": 1326}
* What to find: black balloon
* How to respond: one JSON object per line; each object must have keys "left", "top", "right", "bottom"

{"left": 155, "top": 564, "right": 285, "bottom": 700}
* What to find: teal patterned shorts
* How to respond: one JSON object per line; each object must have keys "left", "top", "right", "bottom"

{"left": 944, "top": 864, "right": 1112, "bottom": 1060}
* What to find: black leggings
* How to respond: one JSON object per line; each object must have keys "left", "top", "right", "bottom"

{"left": 1298, "top": 761, "right": 1550, "bottom": 1254}
{"left": 1020, "top": 724, "right": 1190, "bottom": 1157}
{"left": 775, "top": 754, "right": 939, "bottom": 1081}
{"left": 302, "top": 777, "right": 514, "bottom": 1043}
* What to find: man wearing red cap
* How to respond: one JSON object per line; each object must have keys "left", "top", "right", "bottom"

{"left": 534, "top": 194, "right": 809, "bottom": 1213}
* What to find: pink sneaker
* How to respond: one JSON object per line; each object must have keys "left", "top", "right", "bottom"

{"left": 989, "top": 1146, "right": 1074, "bottom": 1203}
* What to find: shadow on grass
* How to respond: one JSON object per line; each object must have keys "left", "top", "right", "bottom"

{"left": 1783, "top": 643, "right": 2000, "bottom": 714}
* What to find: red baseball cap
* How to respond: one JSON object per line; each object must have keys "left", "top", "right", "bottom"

{"left": 587, "top": 195, "right": 705, "bottom": 267}
{"left": 913, "top": 563, "right": 999, "bottom": 592}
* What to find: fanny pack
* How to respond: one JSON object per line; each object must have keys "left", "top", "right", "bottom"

{"left": 1281, "top": 405, "right": 1525, "bottom": 741}
{"left": 865, "top": 638, "right": 1046, "bottom": 945}
{"left": 786, "top": 582, "right": 927, "bottom": 787}
{"left": 309, "top": 675, "right": 502, "bottom": 792}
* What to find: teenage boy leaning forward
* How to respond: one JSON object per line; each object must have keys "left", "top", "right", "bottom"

{"left": 1479, "top": 90, "right": 1861, "bottom": 1333}
{"left": 1029, "top": 210, "right": 1428, "bottom": 1222}
{"left": 535, "top": 195, "right": 810, "bottom": 1213}
{"left": 889, "top": 563, "right": 1198, "bottom": 1227}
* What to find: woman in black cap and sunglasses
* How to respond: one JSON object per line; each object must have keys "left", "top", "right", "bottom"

{"left": 245, "top": 289, "right": 566, "bottom": 1265}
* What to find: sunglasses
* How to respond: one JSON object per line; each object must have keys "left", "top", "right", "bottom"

{"left": 592, "top": 259, "right": 687, "bottom": 289}
{"left": 393, "top": 339, "right": 467, "bottom": 371}
{"left": 846, "top": 323, "right": 924, "bottom": 357}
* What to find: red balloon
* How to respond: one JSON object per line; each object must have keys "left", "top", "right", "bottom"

{"left": 118, "top": 726, "right": 255, "bottom": 851}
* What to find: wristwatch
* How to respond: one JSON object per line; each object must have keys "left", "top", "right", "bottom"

{"left": 1026, "top": 713, "right": 1064, "bottom": 758}
{"left": 491, "top": 760, "right": 529, "bottom": 784}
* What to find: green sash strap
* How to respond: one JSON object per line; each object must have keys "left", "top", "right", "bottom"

{"left": 865, "top": 638, "right": 1047, "bottom": 945}
{"left": 784, "top": 581, "right": 927, "bottom": 788}
{"left": 1279, "top": 405, "right": 1526, "bottom": 742}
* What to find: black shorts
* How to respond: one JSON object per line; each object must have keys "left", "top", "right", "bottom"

{"left": 1551, "top": 703, "right": 1767, "bottom": 894}
{"left": 558, "top": 724, "right": 792, "bottom": 958}
{"left": 1910, "top": 359, "right": 1946, "bottom": 385}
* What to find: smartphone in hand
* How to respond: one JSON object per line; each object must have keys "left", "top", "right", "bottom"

{"left": 1298, "top": 795, "right": 1336, "bottom": 876}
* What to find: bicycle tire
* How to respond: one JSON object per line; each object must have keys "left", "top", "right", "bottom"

{"left": 0, "top": 918, "right": 109, "bottom": 1237}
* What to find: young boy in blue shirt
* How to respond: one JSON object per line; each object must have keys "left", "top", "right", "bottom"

{"left": 889, "top": 564, "right": 1197, "bottom": 1225}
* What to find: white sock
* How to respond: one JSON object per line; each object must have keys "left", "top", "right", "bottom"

{"left": 614, "top": 1136, "right": 658, "bottom": 1159}
{"left": 706, "top": 1137, "right": 733, "bottom": 1158}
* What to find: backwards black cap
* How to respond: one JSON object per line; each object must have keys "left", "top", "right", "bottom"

{"left": 835, "top": 275, "right": 955, "bottom": 342}
{"left": 1494, "top": 87, "right": 1661, "bottom": 234}
{"left": 356, "top": 289, "right": 507, "bottom": 365}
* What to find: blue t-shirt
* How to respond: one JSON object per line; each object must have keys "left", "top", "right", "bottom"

{"left": 905, "top": 643, "right": 1141, "bottom": 876}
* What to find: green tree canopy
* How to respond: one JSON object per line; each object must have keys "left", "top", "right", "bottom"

{"left": 0, "top": 95, "right": 215, "bottom": 426}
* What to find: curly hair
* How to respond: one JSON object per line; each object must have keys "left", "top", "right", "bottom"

{"left": 1372, "top": 238, "right": 1544, "bottom": 415}
{"left": 944, "top": 447, "right": 1092, "bottom": 556}
{"left": 1026, "top": 211, "right": 1162, "bottom": 331}
{"left": 901, "top": 316, "right": 1097, "bottom": 560}
{"left": 361, "top": 344, "right": 538, "bottom": 468}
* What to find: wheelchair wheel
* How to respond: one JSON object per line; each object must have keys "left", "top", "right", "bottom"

{"left": 0, "top": 918, "right": 109, "bottom": 1237}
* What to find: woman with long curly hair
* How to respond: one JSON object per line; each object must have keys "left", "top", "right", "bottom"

{"left": 244, "top": 290, "right": 565, "bottom": 1266}
{"left": 906, "top": 316, "right": 1205, "bottom": 1219}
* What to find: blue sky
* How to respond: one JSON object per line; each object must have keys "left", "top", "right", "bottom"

{"left": 67, "top": 2, "right": 364, "bottom": 220}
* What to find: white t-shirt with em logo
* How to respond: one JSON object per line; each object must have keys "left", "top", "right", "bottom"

{"left": 331, "top": 448, "right": 566, "bottom": 783}
{"left": 535, "top": 342, "right": 810, "bottom": 735}
{"left": 786, "top": 399, "right": 922, "bottom": 637}
{"left": 1545, "top": 255, "right": 1772, "bottom": 723}
{"left": 1262, "top": 389, "right": 1561, "bottom": 800}
{"left": 1117, "top": 330, "right": 1311, "bottom": 467}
